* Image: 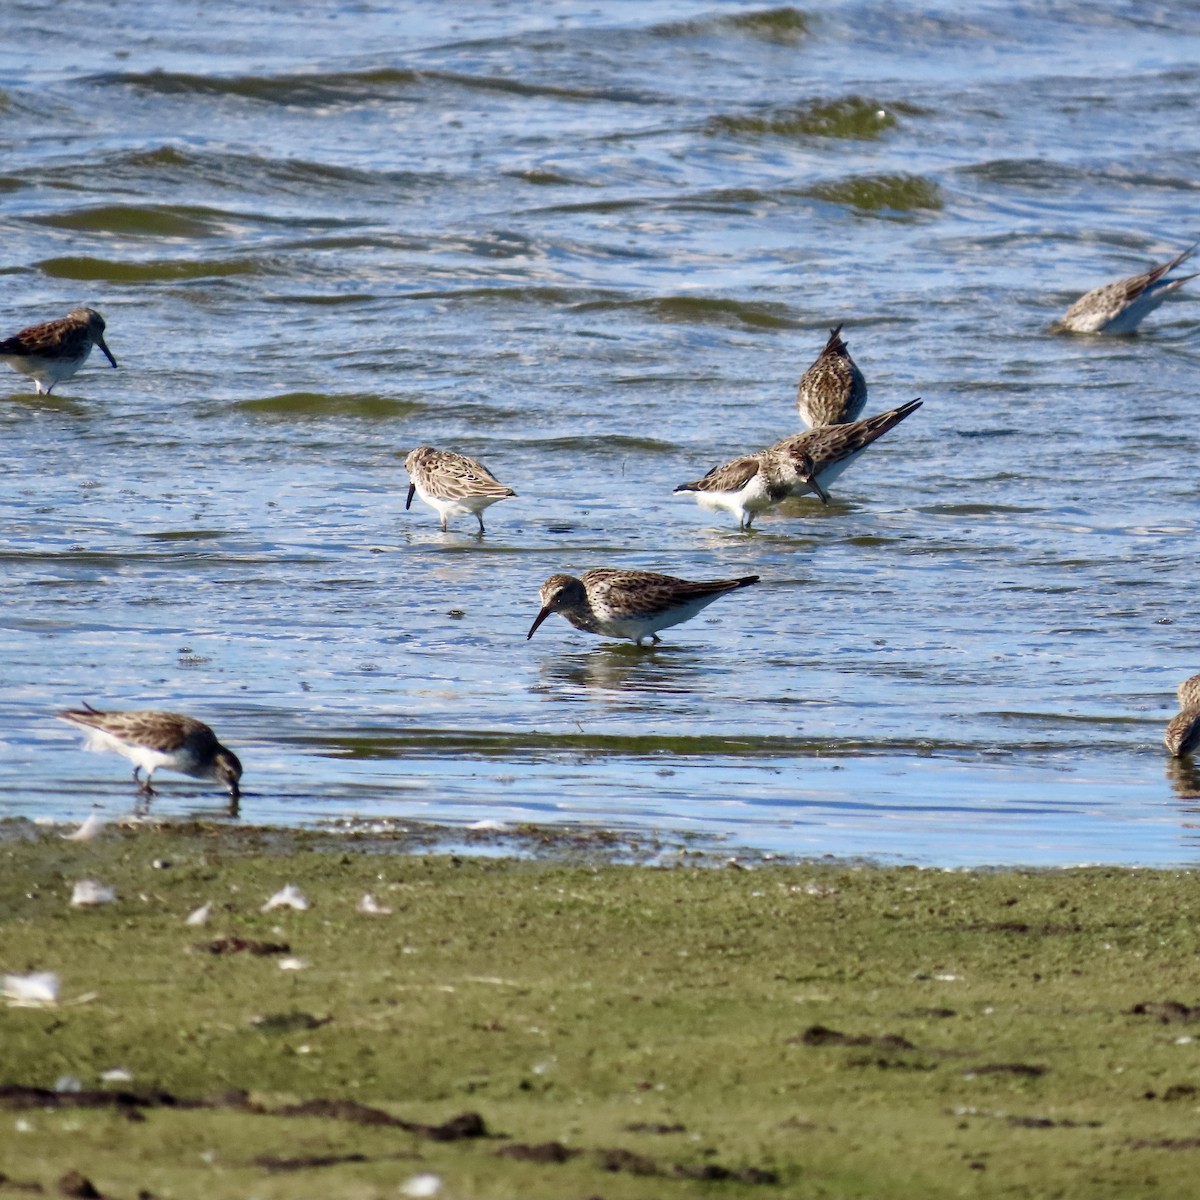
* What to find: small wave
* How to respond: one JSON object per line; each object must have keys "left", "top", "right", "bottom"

{"left": 29, "top": 204, "right": 228, "bottom": 238}
{"left": 503, "top": 168, "right": 597, "bottom": 187}
{"left": 957, "top": 158, "right": 1087, "bottom": 190}
{"left": 126, "top": 144, "right": 425, "bottom": 193}
{"left": 707, "top": 96, "right": 924, "bottom": 140}
{"left": 651, "top": 6, "right": 811, "bottom": 45}
{"left": 403, "top": 285, "right": 621, "bottom": 307}
{"left": 426, "top": 68, "right": 654, "bottom": 104}
{"left": 274, "top": 292, "right": 379, "bottom": 307}
{"left": 235, "top": 393, "right": 424, "bottom": 419}
{"left": 139, "top": 529, "right": 230, "bottom": 541}
{"left": 284, "top": 725, "right": 985, "bottom": 761}
{"left": 87, "top": 67, "right": 422, "bottom": 106}
{"left": 927, "top": 504, "right": 1032, "bottom": 516}
{"left": 573, "top": 295, "right": 796, "bottom": 329}
{"left": 963, "top": 157, "right": 1199, "bottom": 196}
{"left": 520, "top": 182, "right": 919, "bottom": 220}
{"left": 30, "top": 144, "right": 437, "bottom": 200}
{"left": 800, "top": 173, "right": 943, "bottom": 215}
{"left": 523, "top": 196, "right": 648, "bottom": 216}
{"left": 90, "top": 66, "right": 653, "bottom": 108}
{"left": 36, "top": 255, "right": 264, "bottom": 282}
{"left": 525, "top": 433, "right": 677, "bottom": 453}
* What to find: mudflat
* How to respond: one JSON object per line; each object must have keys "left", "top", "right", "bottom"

{"left": 3, "top": 820, "right": 1200, "bottom": 1198}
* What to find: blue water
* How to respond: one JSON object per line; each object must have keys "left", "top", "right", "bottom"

{"left": 2, "top": 1, "right": 1200, "bottom": 865}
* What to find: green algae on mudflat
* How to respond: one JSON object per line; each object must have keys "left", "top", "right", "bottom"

{"left": 3, "top": 821, "right": 1200, "bottom": 1198}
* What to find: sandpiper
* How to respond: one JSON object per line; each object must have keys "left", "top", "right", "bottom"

{"left": 673, "top": 449, "right": 822, "bottom": 530}
{"left": 0, "top": 307, "right": 118, "bottom": 394}
{"left": 1053, "top": 244, "right": 1197, "bottom": 335}
{"left": 1165, "top": 673, "right": 1200, "bottom": 759}
{"left": 58, "top": 703, "right": 242, "bottom": 799}
{"left": 796, "top": 324, "right": 867, "bottom": 428}
{"left": 404, "top": 446, "right": 516, "bottom": 533}
{"left": 527, "top": 569, "right": 760, "bottom": 646}
{"left": 675, "top": 399, "right": 920, "bottom": 528}
{"left": 769, "top": 398, "right": 922, "bottom": 500}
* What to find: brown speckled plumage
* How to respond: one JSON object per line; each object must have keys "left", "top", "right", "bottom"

{"left": 1166, "top": 673, "right": 1200, "bottom": 758}
{"left": 527, "top": 569, "right": 759, "bottom": 645}
{"left": 674, "top": 400, "right": 920, "bottom": 528}
{"left": 796, "top": 324, "right": 867, "bottom": 428}
{"left": 769, "top": 398, "right": 922, "bottom": 499}
{"left": 404, "top": 445, "right": 516, "bottom": 532}
{"left": 58, "top": 703, "right": 242, "bottom": 797}
{"left": 0, "top": 307, "right": 118, "bottom": 393}
{"left": 673, "top": 451, "right": 795, "bottom": 529}
{"left": 1053, "top": 245, "right": 1197, "bottom": 335}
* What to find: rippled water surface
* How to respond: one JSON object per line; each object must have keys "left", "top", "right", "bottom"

{"left": 3, "top": 1, "right": 1200, "bottom": 865}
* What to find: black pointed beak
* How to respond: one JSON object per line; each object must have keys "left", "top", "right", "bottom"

{"left": 527, "top": 605, "right": 553, "bottom": 640}
{"left": 803, "top": 460, "right": 830, "bottom": 505}
{"left": 96, "top": 336, "right": 118, "bottom": 369}
{"left": 406, "top": 483, "right": 416, "bottom": 510}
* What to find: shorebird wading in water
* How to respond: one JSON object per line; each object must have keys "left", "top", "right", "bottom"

{"left": 796, "top": 323, "right": 867, "bottom": 429}
{"left": 527, "top": 569, "right": 760, "bottom": 645}
{"left": 58, "top": 703, "right": 242, "bottom": 800}
{"left": 675, "top": 399, "right": 921, "bottom": 529}
{"left": 404, "top": 446, "right": 516, "bottom": 532}
{"left": 1165, "top": 672, "right": 1200, "bottom": 759}
{"left": 1053, "top": 244, "right": 1197, "bottom": 335}
{"left": 0, "top": 307, "right": 118, "bottom": 394}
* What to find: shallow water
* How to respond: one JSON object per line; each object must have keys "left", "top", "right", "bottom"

{"left": 3, "top": 1, "right": 1200, "bottom": 866}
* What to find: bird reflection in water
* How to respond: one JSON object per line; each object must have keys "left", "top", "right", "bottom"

{"left": 536, "top": 644, "right": 710, "bottom": 699}
{"left": 1166, "top": 756, "right": 1200, "bottom": 803}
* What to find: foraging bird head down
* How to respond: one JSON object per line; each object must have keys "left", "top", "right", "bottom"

{"left": 72, "top": 307, "right": 118, "bottom": 369}
{"left": 214, "top": 747, "right": 243, "bottom": 798}
{"left": 404, "top": 446, "right": 434, "bottom": 509}
{"left": 527, "top": 573, "right": 585, "bottom": 639}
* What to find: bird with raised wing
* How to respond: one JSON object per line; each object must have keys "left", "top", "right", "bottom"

{"left": 1053, "top": 244, "right": 1197, "bottom": 335}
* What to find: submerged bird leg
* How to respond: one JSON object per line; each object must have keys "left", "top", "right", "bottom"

{"left": 439, "top": 514, "right": 449, "bottom": 532}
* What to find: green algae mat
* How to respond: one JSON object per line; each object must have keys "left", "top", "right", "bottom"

{"left": 3, "top": 821, "right": 1200, "bottom": 1198}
